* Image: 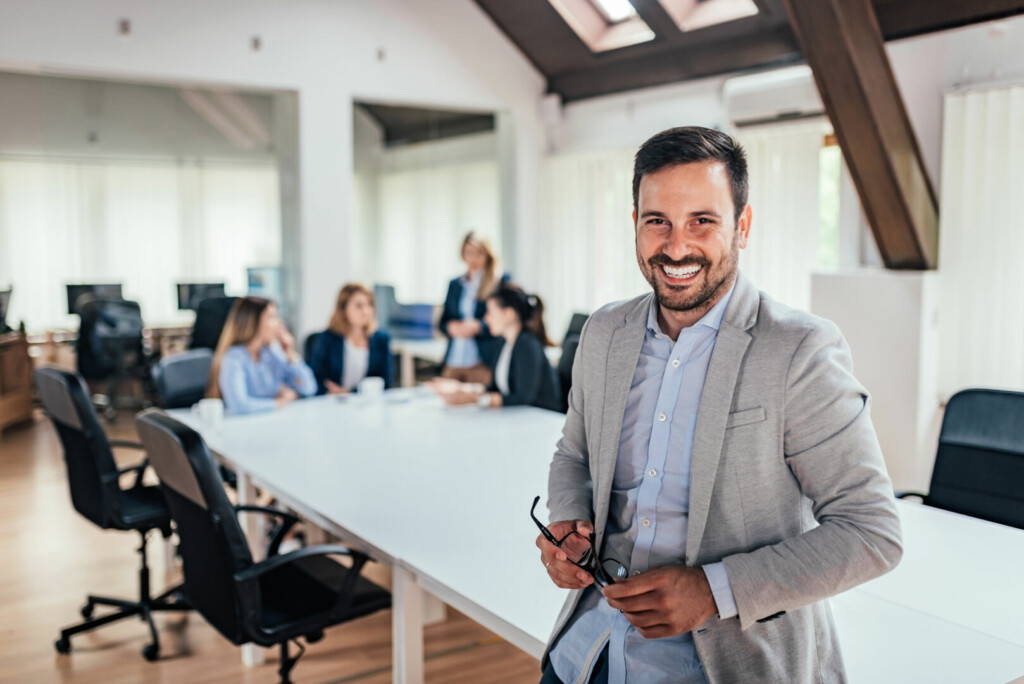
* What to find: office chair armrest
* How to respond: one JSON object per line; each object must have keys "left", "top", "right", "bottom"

{"left": 234, "top": 505, "right": 300, "bottom": 558}
{"left": 895, "top": 491, "right": 928, "bottom": 501}
{"left": 234, "top": 544, "right": 364, "bottom": 583}
{"left": 109, "top": 440, "right": 146, "bottom": 451}
{"left": 103, "top": 458, "right": 150, "bottom": 489}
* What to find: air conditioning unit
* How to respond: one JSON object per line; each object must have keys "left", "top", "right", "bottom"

{"left": 723, "top": 65, "right": 824, "bottom": 127}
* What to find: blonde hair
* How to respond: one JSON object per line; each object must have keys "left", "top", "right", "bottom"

{"left": 328, "top": 283, "right": 378, "bottom": 338}
{"left": 206, "top": 296, "right": 272, "bottom": 399}
{"left": 461, "top": 231, "right": 499, "bottom": 300}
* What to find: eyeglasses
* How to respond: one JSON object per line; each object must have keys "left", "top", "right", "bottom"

{"left": 530, "top": 496, "right": 625, "bottom": 587}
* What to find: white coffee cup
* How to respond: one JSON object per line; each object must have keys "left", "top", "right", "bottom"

{"left": 195, "top": 397, "right": 224, "bottom": 427}
{"left": 358, "top": 376, "right": 385, "bottom": 399}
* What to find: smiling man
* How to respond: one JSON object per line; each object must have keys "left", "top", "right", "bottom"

{"left": 537, "top": 126, "right": 903, "bottom": 683}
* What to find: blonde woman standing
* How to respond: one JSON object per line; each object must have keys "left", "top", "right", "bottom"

{"left": 438, "top": 231, "right": 508, "bottom": 384}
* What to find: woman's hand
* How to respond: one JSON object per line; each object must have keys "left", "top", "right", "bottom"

{"left": 325, "top": 380, "right": 348, "bottom": 395}
{"left": 276, "top": 386, "right": 298, "bottom": 408}
{"left": 278, "top": 327, "right": 298, "bottom": 361}
{"left": 443, "top": 388, "right": 480, "bottom": 405}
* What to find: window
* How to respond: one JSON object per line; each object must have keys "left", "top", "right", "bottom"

{"left": 547, "top": 0, "right": 655, "bottom": 52}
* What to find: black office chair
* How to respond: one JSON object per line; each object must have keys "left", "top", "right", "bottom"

{"left": 189, "top": 296, "right": 238, "bottom": 350}
{"left": 555, "top": 312, "right": 589, "bottom": 412}
{"left": 152, "top": 348, "right": 214, "bottom": 409}
{"left": 302, "top": 331, "right": 321, "bottom": 366}
{"left": 77, "top": 298, "right": 153, "bottom": 419}
{"left": 135, "top": 410, "right": 391, "bottom": 683}
{"left": 897, "top": 388, "right": 1024, "bottom": 529}
{"left": 35, "top": 367, "right": 190, "bottom": 661}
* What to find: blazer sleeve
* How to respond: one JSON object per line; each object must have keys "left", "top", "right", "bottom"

{"left": 438, "top": 279, "right": 459, "bottom": 339}
{"left": 306, "top": 332, "right": 331, "bottom": 395}
{"left": 721, "top": 321, "right": 904, "bottom": 630}
{"left": 547, "top": 317, "right": 595, "bottom": 524}
{"left": 501, "top": 335, "right": 546, "bottom": 408}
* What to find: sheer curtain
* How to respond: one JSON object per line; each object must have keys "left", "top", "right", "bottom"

{"left": 737, "top": 119, "right": 827, "bottom": 311}
{"left": 531, "top": 149, "right": 649, "bottom": 340}
{"left": 937, "top": 84, "right": 1024, "bottom": 395}
{"left": 0, "top": 156, "right": 280, "bottom": 331}
{"left": 375, "top": 160, "right": 500, "bottom": 302}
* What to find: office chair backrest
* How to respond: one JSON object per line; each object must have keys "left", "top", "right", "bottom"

{"left": 153, "top": 349, "right": 214, "bottom": 409}
{"left": 929, "top": 388, "right": 1024, "bottom": 529}
{"left": 303, "top": 331, "right": 321, "bottom": 365}
{"left": 557, "top": 334, "right": 580, "bottom": 413}
{"left": 135, "top": 410, "right": 254, "bottom": 643}
{"left": 190, "top": 296, "right": 238, "bottom": 351}
{"left": 566, "top": 313, "right": 588, "bottom": 339}
{"left": 76, "top": 298, "right": 145, "bottom": 380}
{"left": 34, "top": 368, "right": 120, "bottom": 528}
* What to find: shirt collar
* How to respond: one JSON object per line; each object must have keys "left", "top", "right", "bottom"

{"left": 646, "top": 281, "right": 736, "bottom": 336}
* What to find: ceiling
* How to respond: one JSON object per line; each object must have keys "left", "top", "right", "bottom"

{"left": 474, "top": 0, "right": 1024, "bottom": 102}
{"left": 355, "top": 102, "right": 495, "bottom": 147}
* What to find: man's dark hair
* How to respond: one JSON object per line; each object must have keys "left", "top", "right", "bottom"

{"left": 632, "top": 126, "right": 748, "bottom": 221}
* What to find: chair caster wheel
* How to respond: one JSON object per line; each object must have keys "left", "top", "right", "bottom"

{"left": 142, "top": 644, "right": 159, "bottom": 662}
{"left": 305, "top": 630, "right": 324, "bottom": 644}
{"left": 81, "top": 603, "right": 94, "bottom": 619}
{"left": 55, "top": 638, "right": 71, "bottom": 654}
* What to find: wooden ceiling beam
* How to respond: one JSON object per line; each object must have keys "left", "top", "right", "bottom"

{"left": 783, "top": 0, "right": 938, "bottom": 269}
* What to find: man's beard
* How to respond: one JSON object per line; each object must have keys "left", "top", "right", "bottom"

{"left": 640, "top": 234, "right": 739, "bottom": 313}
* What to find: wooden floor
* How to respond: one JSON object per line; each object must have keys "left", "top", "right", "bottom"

{"left": 0, "top": 410, "right": 540, "bottom": 683}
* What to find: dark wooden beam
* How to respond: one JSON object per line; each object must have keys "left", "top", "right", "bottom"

{"left": 551, "top": 24, "right": 800, "bottom": 101}
{"left": 629, "top": 0, "right": 683, "bottom": 40}
{"left": 874, "top": 0, "right": 1024, "bottom": 40}
{"left": 783, "top": 0, "right": 938, "bottom": 269}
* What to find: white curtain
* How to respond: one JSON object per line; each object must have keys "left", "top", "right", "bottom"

{"left": 737, "top": 119, "right": 827, "bottom": 311}
{"left": 375, "top": 160, "right": 500, "bottom": 303}
{"left": 532, "top": 149, "right": 649, "bottom": 341}
{"left": 938, "top": 84, "right": 1024, "bottom": 395}
{"left": 0, "top": 156, "right": 280, "bottom": 331}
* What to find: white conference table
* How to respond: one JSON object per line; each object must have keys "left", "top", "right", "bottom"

{"left": 170, "top": 393, "right": 1024, "bottom": 683}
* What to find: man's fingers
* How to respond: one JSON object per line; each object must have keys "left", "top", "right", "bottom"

{"left": 636, "top": 624, "right": 674, "bottom": 639}
{"left": 622, "top": 609, "right": 667, "bottom": 630}
{"left": 605, "top": 592, "right": 662, "bottom": 614}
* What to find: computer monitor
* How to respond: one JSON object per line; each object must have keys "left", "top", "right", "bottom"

{"left": 176, "top": 282, "right": 226, "bottom": 311}
{"left": 0, "top": 288, "right": 11, "bottom": 333}
{"left": 66, "top": 283, "right": 123, "bottom": 315}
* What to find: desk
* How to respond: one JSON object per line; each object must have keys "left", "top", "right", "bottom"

{"left": 171, "top": 394, "right": 1024, "bottom": 683}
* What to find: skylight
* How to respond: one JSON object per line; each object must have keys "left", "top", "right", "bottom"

{"left": 548, "top": 0, "right": 655, "bottom": 53}
{"left": 592, "top": 0, "right": 637, "bottom": 23}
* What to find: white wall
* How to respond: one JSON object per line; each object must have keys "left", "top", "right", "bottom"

{"left": 0, "top": 0, "right": 545, "bottom": 335}
{"left": 0, "top": 71, "right": 274, "bottom": 161}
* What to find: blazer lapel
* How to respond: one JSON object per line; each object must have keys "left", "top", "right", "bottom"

{"left": 594, "top": 296, "right": 649, "bottom": 541}
{"left": 686, "top": 274, "right": 759, "bottom": 563}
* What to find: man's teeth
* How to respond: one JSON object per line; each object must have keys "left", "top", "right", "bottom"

{"left": 662, "top": 264, "right": 702, "bottom": 279}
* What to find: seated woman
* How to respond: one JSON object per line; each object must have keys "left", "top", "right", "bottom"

{"left": 440, "top": 283, "right": 560, "bottom": 412}
{"left": 207, "top": 296, "right": 316, "bottom": 414}
{"left": 307, "top": 283, "right": 394, "bottom": 394}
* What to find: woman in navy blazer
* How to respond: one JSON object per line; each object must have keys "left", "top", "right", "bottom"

{"left": 307, "top": 283, "right": 394, "bottom": 394}
{"left": 441, "top": 283, "right": 561, "bottom": 412}
{"left": 438, "top": 232, "right": 508, "bottom": 385}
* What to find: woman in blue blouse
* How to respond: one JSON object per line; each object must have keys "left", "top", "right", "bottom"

{"left": 438, "top": 231, "right": 506, "bottom": 385}
{"left": 307, "top": 283, "right": 394, "bottom": 394}
{"left": 207, "top": 296, "right": 316, "bottom": 414}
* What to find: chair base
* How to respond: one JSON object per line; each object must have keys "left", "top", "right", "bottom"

{"left": 54, "top": 530, "right": 190, "bottom": 661}
{"left": 277, "top": 639, "right": 306, "bottom": 684}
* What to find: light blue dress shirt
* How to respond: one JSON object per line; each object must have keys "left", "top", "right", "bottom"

{"left": 445, "top": 273, "right": 482, "bottom": 368}
{"left": 550, "top": 285, "right": 738, "bottom": 684}
{"left": 218, "top": 343, "right": 316, "bottom": 415}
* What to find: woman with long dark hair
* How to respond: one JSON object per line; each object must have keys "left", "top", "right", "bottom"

{"left": 441, "top": 283, "right": 560, "bottom": 412}
{"left": 208, "top": 296, "right": 315, "bottom": 414}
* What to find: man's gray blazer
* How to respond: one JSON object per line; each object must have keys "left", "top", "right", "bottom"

{"left": 545, "top": 272, "right": 903, "bottom": 682}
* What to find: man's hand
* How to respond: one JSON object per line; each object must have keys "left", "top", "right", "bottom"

{"left": 601, "top": 566, "right": 717, "bottom": 639}
{"left": 536, "top": 520, "right": 595, "bottom": 590}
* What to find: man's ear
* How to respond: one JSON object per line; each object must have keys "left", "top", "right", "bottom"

{"left": 736, "top": 204, "right": 752, "bottom": 249}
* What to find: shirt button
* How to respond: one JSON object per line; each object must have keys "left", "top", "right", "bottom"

{"left": 657, "top": 413, "right": 667, "bottom": 422}
{"left": 648, "top": 468, "right": 657, "bottom": 477}
{"left": 671, "top": 359, "right": 681, "bottom": 368}
{"left": 642, "top": 519, "right": 651, "bottom": 527}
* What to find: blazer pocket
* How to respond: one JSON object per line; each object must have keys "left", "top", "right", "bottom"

{"left": 726, "top": 406, "right": 766, "bottom": 429}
